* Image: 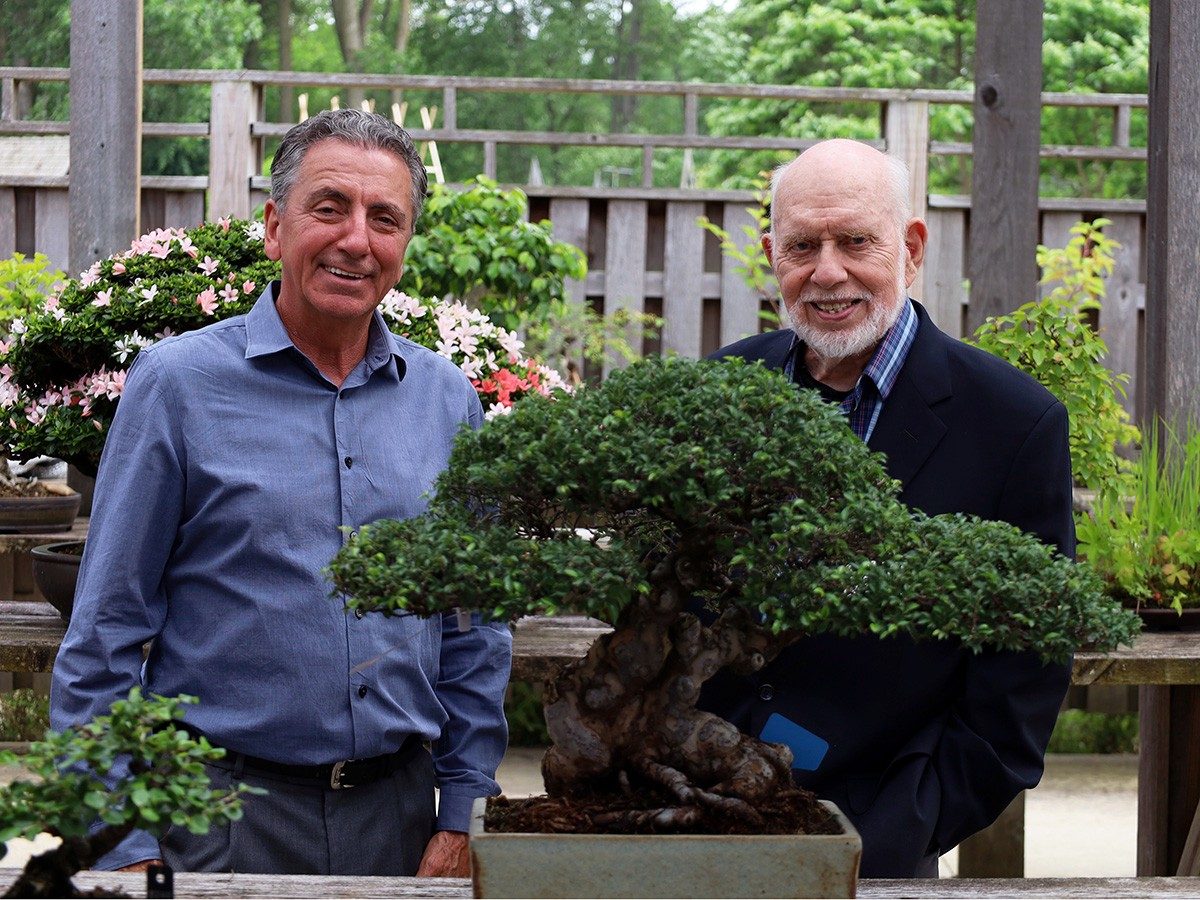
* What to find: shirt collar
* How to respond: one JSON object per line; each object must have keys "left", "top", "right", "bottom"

{"left": 788, "top": 298, "right": 918, "bottom": 399}
{"left": 245, "top": 281, "right": 406, "bottom": 379}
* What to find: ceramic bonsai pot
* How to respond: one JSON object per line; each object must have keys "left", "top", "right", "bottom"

{"left": 468, "top": 796, "right": 862, "bottom": 899}
{"left": 30, "top": 539, "right": 84, "bottom": 620}
{"left": 0, "top": 490, "right": 81, "bottom": 534}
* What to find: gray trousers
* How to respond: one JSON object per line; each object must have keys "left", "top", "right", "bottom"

{"left": 160, "top": 747, "right": 436, "bottom": 875}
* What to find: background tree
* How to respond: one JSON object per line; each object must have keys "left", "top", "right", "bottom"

{"left": 329, "top": 357, "right": 1140, "bottom": 831}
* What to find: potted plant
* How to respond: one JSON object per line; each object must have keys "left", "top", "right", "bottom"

{"left": 328, "top": 357, "right": 1140, "bottom": 898}
{"left": 0, "top": 689, "right": 259, "bottom": 898}
{"left": 1076, "top": 422, "right": 1200, "bottom": 628}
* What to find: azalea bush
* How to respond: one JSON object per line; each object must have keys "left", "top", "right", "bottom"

{"left": 0, "top": 218, "right": 567, "bottom": 475}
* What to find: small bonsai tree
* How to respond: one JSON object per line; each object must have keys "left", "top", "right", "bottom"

{"left": 0, "top": 690, "right": 260, "bottom": 898}
{"left": 328, "top": 358, "right": 1140, "bottom": 831}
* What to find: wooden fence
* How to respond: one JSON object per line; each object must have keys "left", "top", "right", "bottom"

{"left": 0, "top": 69, "right": 1149, "bottom": 415}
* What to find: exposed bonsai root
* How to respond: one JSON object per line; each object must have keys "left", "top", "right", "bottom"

{"left": 635, "top": 759, "right": 763, "bottom": 826}
{"left": 593, "top": 805, "right": 702, "bottom": 829}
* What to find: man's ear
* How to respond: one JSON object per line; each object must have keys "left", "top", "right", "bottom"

{"left": 263, "top": 199, "right": 282, "bottom": 262}
{"left": 903, "top": 218, "right": 928, "bottom": 286}
{"left": 762, "top": 232, "right": 775, "bottom": 267}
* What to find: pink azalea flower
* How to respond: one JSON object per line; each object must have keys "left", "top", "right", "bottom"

{"left": 220, "top": 284, "right": 240, "bottom": 304}
{"left": 178, "top": 237, "right": 197, "bottom": 258}
{"left": 197, "top": 287, "right": 219, "bottom": 315}
{"left": 112, "top": 262, "right": 126, "bottom": 275}
{"left": 218, "top": 217, "right": 232, "bottom": 232}
{"left": 80, "top": 263, "right": 101, "bottom": 287}
{"left": 242, "top": 280, "right": 256, "bottom": 295}
{"left": 141, "top": 284, "right": 159, "bottom": 303}
{"left": 93, "top": 289, "right": 113, "bottom": 308}
{"left": 150, "top": 243, "right": 171, "bottom": 259}
{"left": 198, "top": 256, "right": 219, "bottom": 277}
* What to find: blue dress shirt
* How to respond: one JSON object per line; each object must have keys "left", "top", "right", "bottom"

{"left": 50, "top": 284, "right": 513, "bottom": 868}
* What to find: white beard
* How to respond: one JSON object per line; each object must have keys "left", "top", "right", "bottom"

{"left": 785, "top": 263, "right": 908, "bottom": 362}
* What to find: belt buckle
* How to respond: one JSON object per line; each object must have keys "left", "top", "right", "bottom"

{"left": 330, "top": 759, "right": 354, "bottom": 790}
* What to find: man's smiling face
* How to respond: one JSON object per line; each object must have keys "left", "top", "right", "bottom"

{"left": 264, "top": 138, "right": 414, "bottom": 331}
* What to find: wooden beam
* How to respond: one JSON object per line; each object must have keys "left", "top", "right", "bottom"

{"left": 967, "top": 0, "right": 1044, "bottom": 332}
{"left": 208, "top": 81, "right": 259, "bottom": 220}
{"left": 68, "top": 0, "right": 142, "bottom": 276}
{"left": 1144, "top": 0, "right": 1200, "bottom": 434}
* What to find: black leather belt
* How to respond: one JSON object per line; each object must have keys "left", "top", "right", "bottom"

{"left": 182, "top": 724, "right": 423, "bottom": 790}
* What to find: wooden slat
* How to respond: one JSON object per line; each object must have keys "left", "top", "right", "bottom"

{"left": 0, "top": 187, "right": 15, "bottom": 258}
{"left": 602, "top": 200, "right": 647, "bottom": 374}
{"left": 1100, "top": 214, "right": 1143, "bottom": 419}
{"left": 885, "top": 99, "right": 930, "bottom": 302}
{"left": 1039, "top": 211, "right": 1082, "bottom": 299}
{"left": 922, "top": 208, "right": 966, "bottom": 337}
{"left": 719, "top": 201, "right": 766, "bottom": 345}
{"left": 661, "top": 201, "right": 705, "bottom": 359}
{"left": 32, "top": 188, "right": 70, "bottom": 275}
{"left": 208, "top": 81, "right": 257, "bottom": 220}
{"left": 545, "top": 198, "right": 589, "bottom": 378}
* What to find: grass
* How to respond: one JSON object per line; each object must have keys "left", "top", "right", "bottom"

{"left": 1047, "top": 709, "right": 1138, "bottom": 755}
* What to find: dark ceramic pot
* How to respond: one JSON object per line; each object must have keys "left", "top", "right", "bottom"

{"left": 31, "top": 540, "right": 84, "bottom": 621}
{"left": 0, "top": 491, "right": 81, "bottom": 533}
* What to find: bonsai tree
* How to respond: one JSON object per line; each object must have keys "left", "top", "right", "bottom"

{"left": 0, "top": 689, "right": 259, "bottom": 898}
{"left": 329, "top": 357, "right": 1140, "bottom": 831}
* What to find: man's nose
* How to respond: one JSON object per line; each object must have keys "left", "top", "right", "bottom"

{"left": 337, "top": 209, "right": 371, "bottom": 255}
{"left": 809, "top": 244, "right": 847, "bottom": 289}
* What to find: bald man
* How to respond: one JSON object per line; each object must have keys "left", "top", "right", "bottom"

{"left": 700, "top": 140, "right": 1075, "bottom": 877}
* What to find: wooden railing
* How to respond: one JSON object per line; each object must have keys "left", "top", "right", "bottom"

{"left": 0, "top": 69, "right": 1149, "bottom": 415}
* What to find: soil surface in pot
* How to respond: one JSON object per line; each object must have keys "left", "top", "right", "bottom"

{"left": 0, "top": 478, "right": 73, "bottom": 498}
{"left": 486, "top": 786, "right": 840, "bottom": 836}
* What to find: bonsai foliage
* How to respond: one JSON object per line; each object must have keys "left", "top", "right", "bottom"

{"left": 0, "top": 216, "right": 566, "bottom": 475}
{"left": 330, "top": 358, "right": 1140, "bottom": 830}
{"left": 0, "top": 689, "right": 259, "bottom": 898}
{"left": 1077, "top": 422, "right": 1200, "bottom": 612}
{"left": 970, "top": 219, "right": 1140, "bottom": 491}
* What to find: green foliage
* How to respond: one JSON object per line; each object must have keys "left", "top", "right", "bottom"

{"left": 0, "top": 689, "right": 261, "bottom": 846}
{"left": 505, "top": 683, "right": 550, "bottom": 747}
{"left": 521, "top": 304, "right": 664, "bottom": 384}
{"left": 0, "top": 690, "right": 51, "bottom": 743}
{"left": 1047, "top": 709, "right": 1138, "bottom": 754}
{"left": 399, "top": 177, "right": 586, "bottom": 332}
{"left": 0, "top": 254, "right": 63, "bottom": 336}
{"left": 969, "top": 220, "right": 1139, "bottom": 491}
{"left": 1077, "top": 423, "right": 1200, "bottom": 612}
{"left": 330, "top": 357, "right": 1140, "bottom": 664}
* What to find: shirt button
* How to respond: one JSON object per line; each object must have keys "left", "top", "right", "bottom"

{"left": 759, "top": 683, "right": 775, "bottom": 701}
{"left": 357, "top": 685, "right": 368, "bottom": 699}
{"left": 354, "top": 607, "right": 365, "bottom": 619}
{"left": 344, "top": 456, "right": 353, "bottom": 468}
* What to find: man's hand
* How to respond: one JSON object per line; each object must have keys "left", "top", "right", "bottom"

{"left": 118, "top": 859, "right": 161, "bottom": 873}
{"left": 416, "top": 830, "right": 470, "bottom": 877}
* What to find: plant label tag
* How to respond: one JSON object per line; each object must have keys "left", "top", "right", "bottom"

{"left": 760, "top": 712, "right": 829, "bottom": 772}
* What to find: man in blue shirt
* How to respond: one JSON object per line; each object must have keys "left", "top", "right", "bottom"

{"left": 50, "top": 109, "right": 512, "bottom": 877}
{"left": 701, "top": 139, "right": 1075, "bottom": 877}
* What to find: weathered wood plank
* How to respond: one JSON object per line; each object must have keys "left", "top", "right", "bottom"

{"left": 208, "top": 82, "right": 258, "bottom": 220}
{"left": 0, "top": 187, "right": 14, "bottom": 258}
{"left": 885, "top": 99, "right": 930, "bottom": 302}
{"left": 661, "top": 201, "right": 705, "bottom": 359}
{"left": 67, "top": 0, "right": 141, "bottom": 276}
{"left": 1039, "top": 211, "right": 1082, "bottom": 300}
{"left": 602, "top": 200, "right": 647, "bottom": 374}
{"left": 546, "top": 198, "right": 590, "bottom": 378}
{"left": 7, "top": 872, "right": 1200, "bottom": 899}
{"left": 1100, "top": 214, "right": 1143, "bottom": 419}
{"left": 719, "top": 201, "right": 767, "bottom": 345}
{"left": 32, "top": 188, "right": 70, "bottom": 274}
{"left": 967, "top": 0, "right": 1045, "bottom": 332}
{"left": 923, "top": 208, "right": 967, "bottom": 337}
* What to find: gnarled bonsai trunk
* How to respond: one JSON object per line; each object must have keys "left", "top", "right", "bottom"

{"left": 4, "top": 824, "right": 133, "bottom": 899}
{"left": 541, "top": 554, "right": 799, "bottom": 828}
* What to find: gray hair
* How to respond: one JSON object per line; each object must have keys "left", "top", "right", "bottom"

{"left": 768, "top": 146, "right": 913, "bottom": 239}
{"left": 269, "top": 109, "right": 428, "bottom": 225}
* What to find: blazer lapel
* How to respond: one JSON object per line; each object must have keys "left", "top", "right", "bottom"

{"left": 868, "top": 304, "right": 951, "bottom": 487}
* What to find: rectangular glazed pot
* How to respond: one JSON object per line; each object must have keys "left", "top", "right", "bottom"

{"left": 468, "top": 796, "right": 862, "bottom": 898}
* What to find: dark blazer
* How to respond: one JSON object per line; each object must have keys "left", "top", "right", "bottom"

{"left": 699, "top": 301, "right": 1074, "bottom": 877}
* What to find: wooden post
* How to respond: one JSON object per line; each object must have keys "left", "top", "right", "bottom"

{"left": 209, "top": 81, "right": 259, "bottom": 220}
{"left": 1139, "top": 0, "right": 1200, "bottom": 876}
{"left": 1144, "top": 0, "right": 1200, "bottom": 434}
{"left": 966, "top": 0, "right": 1044, "bottom": 333}
{"left": 68, "top": 0, "right": 142, "bottom": 276}
{"left": 884, "top": 99, "right": 930, "bottom": 302}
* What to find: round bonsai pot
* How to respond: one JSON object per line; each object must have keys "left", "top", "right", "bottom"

{"left": 31, "top": 540, "right": 85, "bottom": 621}
{"left": 0, "top": 491, "right": 81, "bottom": 533}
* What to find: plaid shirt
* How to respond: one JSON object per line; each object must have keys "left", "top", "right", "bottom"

{"left": 783, "top": 299, "right": 919, "bottom": 443}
